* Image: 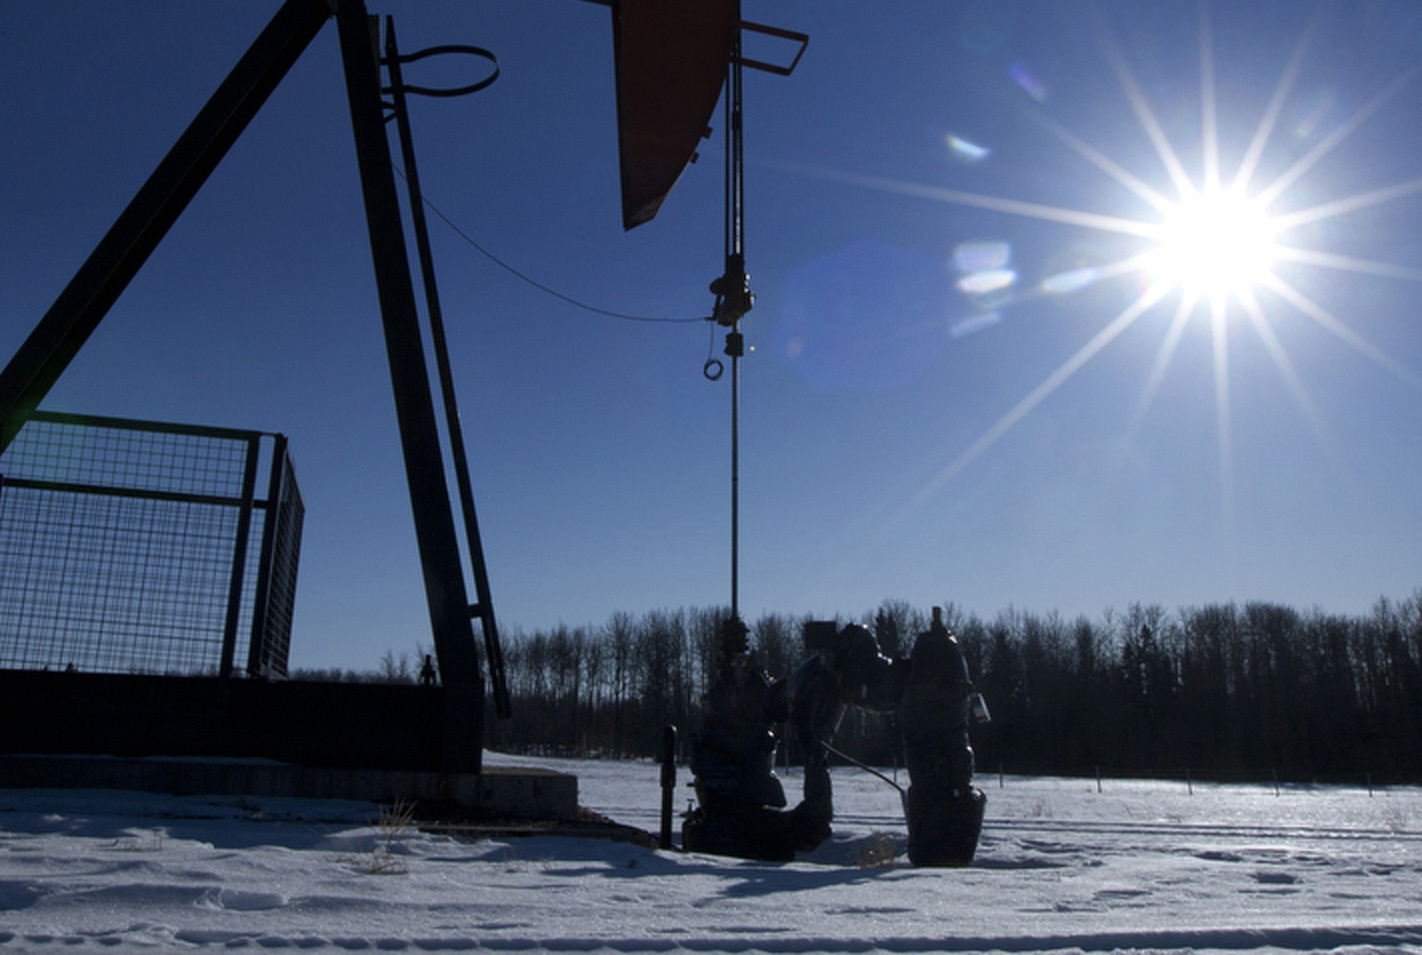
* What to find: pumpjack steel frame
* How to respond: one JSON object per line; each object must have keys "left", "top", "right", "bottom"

{"left": 0, "top": 0, "right": 808, "bottom": 773}
{"left": 0, "top": 0, "right": 495, "bottom": 772}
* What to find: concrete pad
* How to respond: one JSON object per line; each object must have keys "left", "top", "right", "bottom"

{"left": 0, "top": 754, "right": 579, "bottom": 820}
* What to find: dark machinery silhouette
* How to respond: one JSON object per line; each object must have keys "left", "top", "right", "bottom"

{"left": 683, "top": 608, "right": 989, "bottom": 865}
{"left": 0, "top": 0, "right": 804, "bottom": 774}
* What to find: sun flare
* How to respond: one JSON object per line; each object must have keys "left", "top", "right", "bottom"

{"left": 1151, "top": 187, "right": 1279, "bottom": 301}
{"left": 861, "top": 3, "right": 1422, "bottom": 524}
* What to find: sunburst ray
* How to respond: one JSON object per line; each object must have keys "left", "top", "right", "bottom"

{"left": 1271, "top": 176, "right": 1422, "bottom": 231}
{"left": 1127, "top": 293, "right": 1197, "bottom": 441}
{"left": 781, "top": 2, "right": 1419, "bottom": 527}
{"left": 771, "top": 162, "right": 1161, "bottom": 238}
{"left": 1231, "top": 2, "right": 1323, "bottom": 194}
{"left": 1261, "top": 272, "right": 1422, "bottom": 391}
{"left": 1093, "top": 6, "right": 1197, "bottom": 200}
{"left": 903, "top": 282, "right": 1173, "bottom": 515}
{"left": 1237, "top": 288, "right": 1348, "bottom": 475}
{"left": 1200, "top": 1, "right": 1220, "bottom": 191}
{"left": 1255, "top": 67, "right": 1419, "bottom": 209}
{"left": 1272, "top": 247, "right": 1422, "bottom": 282}
{"left": 1210, "top": 297, "right": 1235, "bottom": 532}
{"left": 1021, "top": 109, "right": 1175, "bottom": 214}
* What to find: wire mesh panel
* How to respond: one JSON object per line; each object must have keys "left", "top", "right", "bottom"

{"left": 0, "top": 412, "right": 303, "bottom": 677}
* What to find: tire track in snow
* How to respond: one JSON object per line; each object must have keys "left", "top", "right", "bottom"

{"left": 985, "top": 817, "right": 1422, "bottom": 844}
{"left": 10, "top": 920, "right": 1375, "bottom": 951}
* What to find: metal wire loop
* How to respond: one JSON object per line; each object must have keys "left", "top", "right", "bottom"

{"left": 380, "top": 44, "right": 499, "bottom": 98}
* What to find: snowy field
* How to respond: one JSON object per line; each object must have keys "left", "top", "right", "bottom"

{"left": 3, "top": 754, "right": 1422, "bottom": 952}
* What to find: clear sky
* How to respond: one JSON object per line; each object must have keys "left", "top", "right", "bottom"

{"left": 2, "top": 1, "right": 1419, "bottom": 671}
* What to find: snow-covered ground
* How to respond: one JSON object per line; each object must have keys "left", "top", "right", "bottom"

{"left": 3, "top": 753, "right": 1421, "bottom": 952}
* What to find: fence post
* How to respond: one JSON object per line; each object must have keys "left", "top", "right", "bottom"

{"left": 1095, "top": 766, "right": 1102, "bottom": 794}
{"left": 659, "top": 724, "right": 678, "bottom": 850}
{"left": 220, "top": 435, "right": 262, "bottom": 679}
{"left": 1186, "top": 767, "right": 1193, "bottom": 796}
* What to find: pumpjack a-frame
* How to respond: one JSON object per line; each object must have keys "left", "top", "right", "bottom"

{"left": 0, "top": 0, "right": 806, "bottom": 774}
{"left": 0, "top": 0, "right": 499, "bottom": 772}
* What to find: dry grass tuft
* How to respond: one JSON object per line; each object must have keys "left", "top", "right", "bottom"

{"left": 854, "top": 832, "right": 901, "bottom": 868}
{"left": 341, "top": 798, "right": 418, "bottom": 875}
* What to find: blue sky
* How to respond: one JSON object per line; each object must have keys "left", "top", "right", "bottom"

{"left": 3, "top": 1, "right": 1420, "bottom": 670}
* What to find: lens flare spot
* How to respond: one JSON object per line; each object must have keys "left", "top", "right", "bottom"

{"left": 953, "top": 240, "right": 1011, "bottom": 273}
{"left": 957, "top": 268, "right": 1017, "bottom": 295}
{"left": 1293, "top": 88, "right": 1338, "bottom": 142}
{"left": 946, "top": 134, "right": 991, "bottom": 163}
{"left": 1043, "top": 266, "right": 1103, "bottom": 294}
{"left": 776, "top": 240, "right": 952, "bottom": 390}
{"left": 951, "top": 312, "right": 1003, "bottom": 339}
{"left": 1010, "top": 62, "right": 1048, "bottom": 102}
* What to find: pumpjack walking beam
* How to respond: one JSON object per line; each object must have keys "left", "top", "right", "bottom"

{"left": 0, "top": 0, "right": 492, "bottom": 772}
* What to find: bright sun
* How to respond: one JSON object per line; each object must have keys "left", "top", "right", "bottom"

{"left": 1151, "top": 187, "right": 1280, "bottom": 301}
{"left": 876, "top": 4, "right": 1422, "bottom": 519}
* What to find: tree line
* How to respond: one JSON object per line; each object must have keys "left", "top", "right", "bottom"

{"left": 297, "top": 591, "right": 1422, "bottom": 782}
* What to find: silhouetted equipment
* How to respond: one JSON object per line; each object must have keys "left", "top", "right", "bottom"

{"left": 607, "top": 0, "right": 808, "bottom": 231}
{"left": 0, "top": 411, "right": 303, "bottom": 681}
{"left": 609, "top": 0, "right": 793, "bottom": 642}
{"left": 660, "top": 724, "right": 678, "bottom": 850}
{"left": 381, "top": 17, "right": 510, "bottom": 720}
{"left": 335, "top": 2, "right": 492, "bottom": 771}
{"left": 0, "top": 0, "right": 331, "bottom": 453}
{"left": 586, "top": 0, "right": 811, "bottom": 627}
{"left": 603, "top": 0, "right": 809, "bottom": 622}
{"left": 901, "top": 608, "right": 989, "bottom": 866}
{"left": 683, "top": 608, "right": 989, "bottom": 865}
{"left": 0, "top": 0, "right": 808, "bottom": 777}
{"left": 612, "top": 0, "right": 738, "bottom": 230}
{"left": 0, "top": 0, "right": 508, "bottom": 773}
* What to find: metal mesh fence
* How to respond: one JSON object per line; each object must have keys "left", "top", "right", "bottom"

{"left": 0, "top": 412, "right": 302, "bottom": 677}
{"left": 249, "top": 439, "right": 303, "bottom": 678}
